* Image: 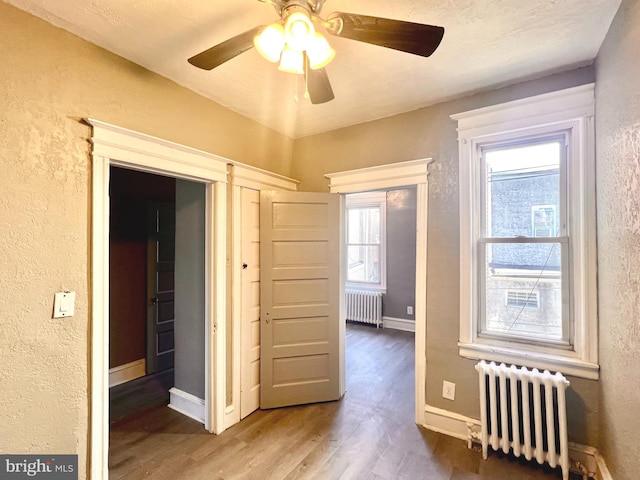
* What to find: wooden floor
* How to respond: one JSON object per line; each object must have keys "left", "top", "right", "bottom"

{"left": 109, "top": 323, "right": 579, "bottom": 480}
{"left": 110, "top": 368, "right": 174, "bottom": 425}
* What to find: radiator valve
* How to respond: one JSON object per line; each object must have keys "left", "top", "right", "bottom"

{"left": 466, "top": 422, "right": 482, "bottom": 450}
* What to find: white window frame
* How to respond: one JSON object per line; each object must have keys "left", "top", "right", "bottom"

{"left": 345, "top": 191, "right": 387, "bottom": 292}
{"left": 452, "top": 84, "right": 599, "bottom": 379}
{"left": 479, "top": 135, "right": 569, "bottom": 345}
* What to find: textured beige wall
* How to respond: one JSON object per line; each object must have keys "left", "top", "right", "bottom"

{"left": 0, "top": 3, "right": 293, "bottom": 476}
{"left": 293, "top": 67, "right": 601, "bottom": 447}
{"left": 595, "top": 0, "right": 640, "bottom": 478}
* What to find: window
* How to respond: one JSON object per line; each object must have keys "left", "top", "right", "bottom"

{"left": 481, "top": 138, "right": 567, "bottom": 344}
{"left": 345, "top": 191, "right": 386, "bottom": 291}
{"left": 453, "top": 84, "right": 598, "bottom": 379}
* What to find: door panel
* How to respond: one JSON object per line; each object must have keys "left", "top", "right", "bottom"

{"left": 272, "top": 317, "right": 328, "bottom": 345}
{"left": 260, "top": 191, "right": 341, "bottom": 409}
{"left": 146, "top": 203, "right": 176, "bottom": 375}
{"left": 240, "top": 188, "right": 261, "bottom": 419}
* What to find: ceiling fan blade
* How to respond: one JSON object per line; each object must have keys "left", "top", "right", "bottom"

{"left": 305, "top": 59, "right": 335, "bottom": 105}
{"left": 188, "top": 26, "right": 264, "bottom": 70}
{"left": 325, "top": 12, "right": 444, "bottom": 57}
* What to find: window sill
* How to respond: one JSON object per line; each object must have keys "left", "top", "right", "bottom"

{"left": 458, "top": 341, "right": 599, "bottom": 380}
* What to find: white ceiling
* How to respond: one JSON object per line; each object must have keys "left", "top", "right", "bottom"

{"left": 6, "top": 0, "right": 621, "bottom": 138}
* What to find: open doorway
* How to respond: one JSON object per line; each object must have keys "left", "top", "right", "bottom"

{"left": 326, "top": 158, "right": 432, "bottom": 425}
{"left": 108, "top": 167, "right": 176, "bottom": 424}
{"left": 108, "top": 167, "right": 208, "bottom": 427}
{"left": 344, "top": 187, "right": 417, "bottom": 333}
{"left": 89, "top": 119, "right": 230, "bottom": 478}
{"left": 108, "top": 167, "right": 209, "bottom": 471}
{"left": 343, "top": 186, "right": 417, "bottom": 426}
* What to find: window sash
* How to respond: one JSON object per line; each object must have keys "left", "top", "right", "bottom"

{"left": 478, "top": 237, "right": 571, "bottom": 346}
{"left": 347, "top": 244, "right": 382, "bottom": 285}
{"left": 345, "top": 192, "right": 386, "bottom": 290}
{"left": 479, "top": 135, "right": 569, "bottom": 239}
{"left": 476, "top": 135, "right": 571, "bottom": 347}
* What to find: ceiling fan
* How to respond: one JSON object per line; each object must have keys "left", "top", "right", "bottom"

{"left": 188, "top": 0, "right": 445, "bottom": 104}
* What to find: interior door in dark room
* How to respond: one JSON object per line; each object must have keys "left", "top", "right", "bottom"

{"left": 146, "top": 202, "right": 176, "bottom": 375}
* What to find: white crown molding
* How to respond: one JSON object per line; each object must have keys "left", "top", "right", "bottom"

{"left": 229, "top": 162, "right": 299, "bottom": 191}
{"left": 325, "top": 158, "right": 433, "bottom": 193}
{"left": 450, "top": 83, "right": 595, "bottom": 139}
{"left": 86, "top": 118, "right": 229, "bottom": 183}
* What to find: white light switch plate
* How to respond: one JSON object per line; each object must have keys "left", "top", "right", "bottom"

{"left": 442, "top": 380, "right": 456, "bottom": 401}
{"left": 53, "top": 291, "right": 76, "bottom": 318}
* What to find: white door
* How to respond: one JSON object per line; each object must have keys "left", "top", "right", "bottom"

{"left": 240, "top": 188, "right": 261, "bottom": 419}
{"left": 260, "top": 191, "right": 342, "bottom": 409}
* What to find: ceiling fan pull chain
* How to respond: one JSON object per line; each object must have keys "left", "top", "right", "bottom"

{"left": 304, "top": 55, "right": 310, "bottom": 99}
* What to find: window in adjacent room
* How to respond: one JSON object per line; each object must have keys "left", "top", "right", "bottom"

{"left": 345, "top": 191, "right": 386, "bottom": 291}
{"left": 452, "top": 84, "right": 598, "bottom": 379}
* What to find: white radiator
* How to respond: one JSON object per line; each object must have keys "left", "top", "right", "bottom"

{"left": 345, "top": 289, "right": 382, "bottom": 328}
{"left": 475, "top": 360, "right": 571, "bottom": 480}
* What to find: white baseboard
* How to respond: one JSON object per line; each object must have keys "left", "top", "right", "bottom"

{"left": 168, "top": 387, "right": 205, "bottom": 424}
{"left": 424, "top": 404, "right": 481, "bottom": 446}
{"left": 109, "top": 359, "right": 146, "bottom": 388}
{"left": 423, "top": 404, "right": 611, "bottom": 480}
{"left": 382, "top": 316, "right": 416, "bottom": 332}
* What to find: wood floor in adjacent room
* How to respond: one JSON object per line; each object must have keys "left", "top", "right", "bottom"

{"left": 109, "top": 323, "right": 579, "bottom": 480}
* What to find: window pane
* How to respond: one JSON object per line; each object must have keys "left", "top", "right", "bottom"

{"left": 482, "top": 242, "right": 564, "bottom": 342}
{"left": 484, "top": 142, "right": 561, "bottom": 238}
{"left": 347, "top": 207, "right": 380, "bottom": 244}
{"left": 347, "top": 245, "right": 380, "bottom": 283}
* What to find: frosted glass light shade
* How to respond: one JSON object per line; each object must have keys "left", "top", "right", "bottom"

{"left": 254, "top": 23, "right": 285, "bottom": 63}
{"left": 307, "top": 32, "right": 335, "bottom": 69}
{"left": 284, "top": 11, "right": 315, "bottom": 51}
{"left": 278, "top": 45, "right": 304, "bottom": 74}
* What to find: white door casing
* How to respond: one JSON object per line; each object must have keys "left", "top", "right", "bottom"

{"left": 325, "top": 158, "right": 432, "bottom": 426}
{"left": 89, "top": 119, "right": 228, "bottom": 479}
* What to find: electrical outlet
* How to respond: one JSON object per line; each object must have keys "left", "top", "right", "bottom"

{"left": 442, "top": 380, "right": 456, "bottom": 401}
{"left": 407, "top": 306, "right": 413, "bottom": 315}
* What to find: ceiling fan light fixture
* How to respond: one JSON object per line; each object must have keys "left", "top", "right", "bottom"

{"left": 284, "top": 10, "right": 315, "bottom": 51}
{"left": 306, "top": 31, "right": 335, "bottom": 69}
{"left": 254, "top": 22, "right": 286, "bottom": 63}
{"left": 278, "top": 45, "right": 304, "bottom": 74}
{"left": 188, "top": 3, "right": 445, "bottom": 105}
